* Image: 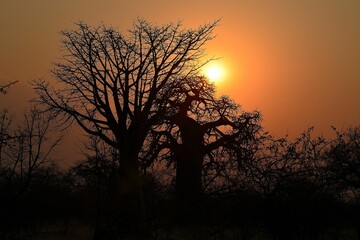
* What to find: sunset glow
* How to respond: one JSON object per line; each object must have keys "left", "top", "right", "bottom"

{"left": 1, "top": 1, "right": 360, "bottom": 238}
{"left": 1, "top": 0, "right": 359, "bottom": 161}
{"left": 203, "top": 63, "right": 226, "bottom": 84}
{"left": 207, "top": 66, "right": 221, "bottom": 82}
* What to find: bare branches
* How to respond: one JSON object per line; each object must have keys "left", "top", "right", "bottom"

{"left": 0, "top": 107, "right": 62, "bottom": 197}
{"left": 0, "top": 81, "right": 18, "bottom": 95}
{"left": 33, "top": 20, "right": 218, "bottom": 158}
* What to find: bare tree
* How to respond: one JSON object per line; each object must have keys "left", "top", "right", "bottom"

{"left": 327, "top": 127, "right": 360, "bottom": 195}
{"left": 144, "top": 76, "right": 261, "bottom": 210}
{"left": 326, "top": 127, "right": 360, "bottom": 240}
{"left": 0, "top": 107, "right": 62, "bottom": 198}
{"left": 0, "top": 109, "right": 14, "bottom": 167}
{"left": 33, "top": 19, "right": 218, "bottom": 235}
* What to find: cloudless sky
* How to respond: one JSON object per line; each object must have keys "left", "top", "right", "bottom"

{"left": 1, "top": 0, "right": 359, "bottom": 165}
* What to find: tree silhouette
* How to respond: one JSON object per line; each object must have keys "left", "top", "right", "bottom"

{"left": 328, "top": 127, "right": 360, "bottom": 190}
{"left": 327, "top": 127, "right": 360, "bottom": 238}
{"left": 145, "top": 76, "right": 261, "bottom": 218}
{"left": 33, "top": 19, "right": 218, "bottom": 236}
{"left": 0, "top": 107, "right": 62, "bottom": 197}
{"left": 0, "top": 107, "right": 62, "bottom": 238}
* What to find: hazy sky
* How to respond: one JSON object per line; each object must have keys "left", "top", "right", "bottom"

{"left": 1, "top": 0, "right": 359, "bottom": 164}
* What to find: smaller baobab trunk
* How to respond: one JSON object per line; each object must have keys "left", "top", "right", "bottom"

{"left": 174, "top": 115, "right": 204, "bottom": 205}
{"left": 169, "top": 101, "right": 206, "bottom": 224}
{"left": 167, "top": 82, "right": 208, "bottom": 207}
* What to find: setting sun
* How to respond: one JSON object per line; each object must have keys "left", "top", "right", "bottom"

{"left": 207, "top": 66, "right": 221, "bottom": 81}
{"left": 204, "top": 64, "right": 225, "bottom": 83}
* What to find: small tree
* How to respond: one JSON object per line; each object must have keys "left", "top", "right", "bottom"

{"left": 327, "top": 127, "right": 360, "bottom": 239}
{"left": 0, "top": 107, "right": 62, "bottom": 198}
{"left": 327, "top": 127, "right": 360, "bottom": 192}
{"left": 0, "top": 107, "right": 62, "bottom": 238}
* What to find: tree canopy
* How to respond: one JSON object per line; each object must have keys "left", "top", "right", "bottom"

{"left": 34, "top": 20, "right": 218, "bottom": 153}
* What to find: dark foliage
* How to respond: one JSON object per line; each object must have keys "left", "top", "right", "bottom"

{"left": 1, "top": 126, "right": 360, "bottom": 239}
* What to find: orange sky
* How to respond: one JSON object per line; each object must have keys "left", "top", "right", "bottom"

{"left": 1, "top": 0, "right": 360, "bottom": 164}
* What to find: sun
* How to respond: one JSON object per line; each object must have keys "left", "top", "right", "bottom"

{"left": 205, "top": 65, "right": 223, "bottom": 83}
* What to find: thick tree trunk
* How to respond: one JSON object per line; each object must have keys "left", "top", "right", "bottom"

{"left": 117, "top": 154, "right": 145, "bottom": 232}
{"left": 174, "top": 117, "right": 204, "bottom": 222}
{"left": 93, "top": 147, "right": 146, "bottom": 239}
{"left": 175, "top": 141, "right": 203, "bottom": 204}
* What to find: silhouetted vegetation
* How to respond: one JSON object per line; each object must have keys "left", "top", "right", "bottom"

{"left": 1, "top": 20, "right": 359, "bottom": 240}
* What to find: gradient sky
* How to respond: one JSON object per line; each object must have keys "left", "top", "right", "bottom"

{"left": 1, "top": 0, "right": 359, "bottom": 164}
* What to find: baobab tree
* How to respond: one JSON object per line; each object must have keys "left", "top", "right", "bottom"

{"left": 144, "top": 76, "right": 262, "bottom": 212}
{"left": 33, "top": 19, "right": 218, "bottom": 235}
